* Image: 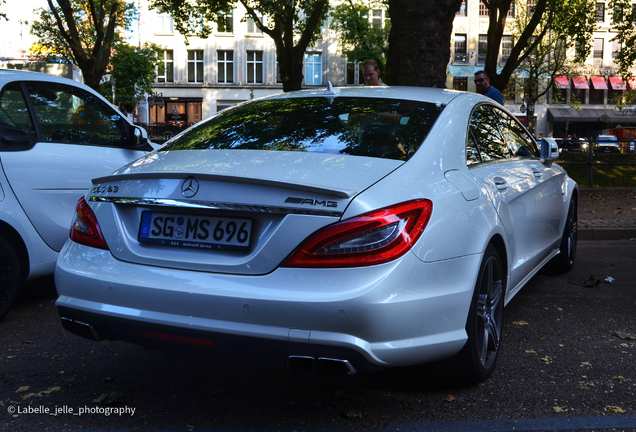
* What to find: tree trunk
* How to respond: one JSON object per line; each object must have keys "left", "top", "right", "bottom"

{"left": 386, "top": 0, "right": 462, "bottom": 86}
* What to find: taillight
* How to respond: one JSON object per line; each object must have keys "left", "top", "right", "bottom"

{"left": 69, "top": 197, "right": 109, "bottom": 250}
{"left": 282, "top": 199, "right": 432, "bottom": 268}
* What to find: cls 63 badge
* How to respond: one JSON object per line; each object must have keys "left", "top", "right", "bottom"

{"left": 92, "top": 185, "right": 119, "bottom": 194}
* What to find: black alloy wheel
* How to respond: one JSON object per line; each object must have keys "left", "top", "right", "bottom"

{"left": 456, "top": 244, "right": 505, "bottom": 383}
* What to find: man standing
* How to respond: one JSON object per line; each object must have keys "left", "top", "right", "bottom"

{"left": 474, "top": 71, "right": 503, "bottom": 104}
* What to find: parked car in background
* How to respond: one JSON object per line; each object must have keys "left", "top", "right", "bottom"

{"left": 55, "top": 86, "right": 577, "bottom": 383}
{"left": 0, "top": 70, "right": 158, "bottom": 321}
{"left": 594, "top": 135, "right": 621, "bottom": 153}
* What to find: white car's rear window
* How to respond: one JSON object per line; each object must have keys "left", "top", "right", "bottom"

{"left": 161, "top": 97, "right": 443, "bottom": 161}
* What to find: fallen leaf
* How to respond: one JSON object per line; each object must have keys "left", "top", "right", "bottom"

{"left": 525, "top": 350, "right": 537, "bottom": 354}
{"left": 21, "top": 386, "right": 61, "bottom": 400}
{"left": 345, "top": 409, "right": 363, "bottom": 419}
{"left": 553, "top": 406, "right": 567, "bottom": 413}
{"left": 613, "top": 376, "right": 625, "bottom": 382}
{"left": 583, "top": 275, "right": 601, "bottom": 288}
{"left": 93, "top": 391, "right": 123, "bottom": 406}
{"left": 16, "top": 386, "right": 30, "bottom": 393}
{"left": 605, "top": 406, "right": 626, "bottom": 413}
{"left": 613, "top": 331, "right": 636, "bottom": 340}
{"left": 476, "top": 382, "right": 486, "bottom": 387}
{"left": 513, "top": 321, "right": 529, "bottom": 326}
{"left": 444, "top": 394, "right": 456, "bottom": 402}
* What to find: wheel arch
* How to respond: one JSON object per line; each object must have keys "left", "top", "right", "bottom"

{"left": 0, "top": 220, "right": 30, "bottom": 281}
{"left": 487, "top": 233, "right": 508, "bottom": 288}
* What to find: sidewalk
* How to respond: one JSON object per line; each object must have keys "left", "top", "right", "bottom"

{"left": 578, "top": 187, "right": 636, "bottom": 240}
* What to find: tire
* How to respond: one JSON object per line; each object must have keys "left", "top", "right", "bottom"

{"left": 544, "top": 196, "right": 578, "bottom": 275}
{"left": 0, "top": 238, "right": 22, "bottom": 322}
{"left": 455, "top": 244, "right": 505, "bottom": 383}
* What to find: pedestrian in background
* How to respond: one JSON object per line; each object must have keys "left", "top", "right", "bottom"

{"left": 474, "top": 71, "right": 503, "bottom": 104}
{"left": 362, "top": 60, "right": 386, "bottom": 86}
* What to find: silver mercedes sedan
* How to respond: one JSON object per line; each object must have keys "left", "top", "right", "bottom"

{"left": 55, "top": 85, "right": 577, "bottom": 382}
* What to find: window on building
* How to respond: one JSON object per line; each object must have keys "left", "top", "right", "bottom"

{"left": 456, "top": 0, "right": 467, "bottom": 16}
{"left": 157, "top": 13, "right": 174, "bottom": 34}
{"left": 276, "top": 61, "right": 283, "bottom": 84}
{"left": 187, "top": 50, "right": 204, "bottom": 83}
{"left": 478, "top": 35, "right": 487, "bottom": 64}
{"left": 501, "top": 35, "right": 513, "bottom": 64}
{"left": 305, "top": 53, "right": 322, "bottom": 85}
{"left": 247, "top": 13, "right": 263, "bottom": 34}
{"left": 246, "top": 50, "right": 263, "bottom": 84}
{"left": 507, "top": 0, "right": 515, "bottom": 17}
{"left": 217, "top": 10, "right": 234, "bottom": 33}
{"left": 454, "top": 34, "right": 468, "bottom": 63}
{"left": 593, "top": 38, "right": 604, "bottom": 67}
{"left": 157, "top": 50, "right": 174, "bottom": 83}
{"left": 479, "top": 0, "right": 488, "bottom": 16}
{"left": 596, "top": 2, "right": 605, "bottom": 21}
{"left": 346, "top": 59, "right": 362, "bottom": 85}
{"left": 217, "top": 50, "right": 234, "bottom": 83}
{"left": 372, "top": 9, "right": 383, "bottom": 28}
{"left": 527, "top": 0, "right": 536, "bottom": 16}
{"left": 453, "top": 77, "right": 468, "bottom": 91}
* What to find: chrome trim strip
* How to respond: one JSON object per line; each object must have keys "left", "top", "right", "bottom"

{"left": 91, "top": 172, "right": 356, "bottom": 198}
{"left": 88, "top": 196, "right": 343, "bottom": 217}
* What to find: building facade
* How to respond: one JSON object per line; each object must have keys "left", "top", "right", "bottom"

{"left": 138, "top": 1, "right": 379, "bottom": 141}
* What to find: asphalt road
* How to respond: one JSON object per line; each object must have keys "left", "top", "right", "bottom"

{"left": 1, "top": 239, "right": 635, "bottom": 432}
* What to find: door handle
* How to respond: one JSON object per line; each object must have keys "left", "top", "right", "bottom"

{"left": 532, "top": 168, "right": 543, "bottom": 179}
{"left": 494, "top": 177, "right": 508, "bottom": 191}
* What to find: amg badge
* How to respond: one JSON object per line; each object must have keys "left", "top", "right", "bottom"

{"left": 285, "top": 197, "right": 337, "bottom": 207}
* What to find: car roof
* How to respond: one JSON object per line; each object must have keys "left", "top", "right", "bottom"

{"left": 0, "top": 69, "right": 83, "bottom": 86}
{"left": 252, "top": 84, "right": 492, "bottom": 107}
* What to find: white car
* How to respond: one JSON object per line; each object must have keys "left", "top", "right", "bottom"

{"left": 55, "top": 86, "right": 577, "bottom": 382}
{"left": 0, "top": 69, "right": 158, "bottom": 320}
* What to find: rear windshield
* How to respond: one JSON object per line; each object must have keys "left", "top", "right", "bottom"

{"left": 160, "top": 97, "right": 443, "bottom": 161}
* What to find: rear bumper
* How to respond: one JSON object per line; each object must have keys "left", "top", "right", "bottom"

{"left": 55, "top": 241, "right": 482, "bottom": 372}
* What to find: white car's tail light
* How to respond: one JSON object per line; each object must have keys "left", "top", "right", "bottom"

{"left": 69, "top": 197, "right": 109, "bottom": 250}
{"left": 282, "top": 199, "right": 432, "bottom": 268}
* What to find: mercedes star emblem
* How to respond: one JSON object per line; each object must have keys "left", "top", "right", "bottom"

{"left": 181, "top": 177, "right": 199, "bottom": 198}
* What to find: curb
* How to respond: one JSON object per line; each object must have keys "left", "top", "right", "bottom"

{"left": 579, "top": 227, "right": 636, "bottom": 241}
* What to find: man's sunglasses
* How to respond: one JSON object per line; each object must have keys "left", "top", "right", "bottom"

{"left": 474, "top": 78, "right": 486, "bottom": 84}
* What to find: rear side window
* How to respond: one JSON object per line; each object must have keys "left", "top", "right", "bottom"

{"left": 24, "top": 82, "right": 126, "bottom": 147}
{"left": 162, "top": 97, "right": 443, "bottom": 161}
{"left": 0, "top": 82, "right": 36, "bottom": 137}
{"left": 467, "top": 104, "right": 539, "bottom": 164}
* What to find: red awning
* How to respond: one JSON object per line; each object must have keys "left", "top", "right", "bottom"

{"left": 591, "top": 76, "right": 608, "bottom": 90}
{"left": 628, "top": 77, "right": 636, "bottom": 90}
{"left": 609, "top": 76, "right": 627, "bottom": 90}
{"left": 554, "top": 76, "right": 569, "bottom": 89}
{"left": 572, "top": 76, "right": 589, "bottom": 90}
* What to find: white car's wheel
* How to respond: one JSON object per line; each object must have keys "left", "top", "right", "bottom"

{"left": 546, "top": 196, "right": 578, "bottom": 274}
{"left": 456, "top": 244, "right": 505, "bottom": 383}
{"left": 0, "top": 238, "right": 21, "bottom": 321}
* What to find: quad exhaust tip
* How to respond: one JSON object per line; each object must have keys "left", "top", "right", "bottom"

{"left": 287, "top": 355, "right": 357, "bottom": 376}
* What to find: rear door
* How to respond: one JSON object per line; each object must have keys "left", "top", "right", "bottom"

{"left": 466, "top": 104, "right": 538, "bottom": 290}
{"left": 0, "top": 80, "right": 152, "bottom": 252}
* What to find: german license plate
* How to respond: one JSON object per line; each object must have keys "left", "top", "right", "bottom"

{"left": 138, "top": 211, "right": 252, "bottom": 251}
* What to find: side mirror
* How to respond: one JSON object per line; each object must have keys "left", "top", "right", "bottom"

{"left": 132, "top": 126, "right": 149, "bottom": 147}
{"left": 539, "top": 138, "right": 559, "bottom": 164}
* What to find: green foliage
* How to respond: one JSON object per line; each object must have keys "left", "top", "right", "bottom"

{"left": 30, "top": 0, "right": 135, "bottom": 64}
{"left": 100, "top": 43, "right": 161, "bottom": 112}
{"left": 485, "top": 0, "right": 597, "bottom": 92}
{"left": 329, "top": 0, "right": 390, "bottom": 72}
{"left": 609, "top": 0, "right": 636, "bottom": 79}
